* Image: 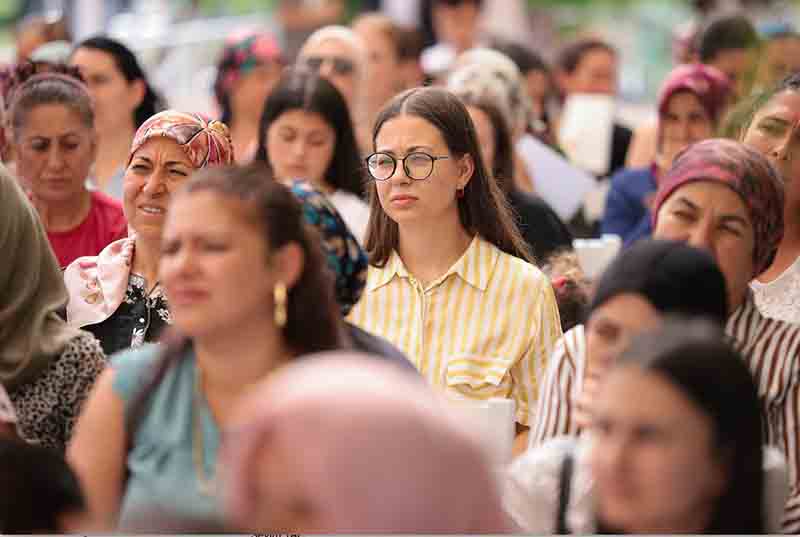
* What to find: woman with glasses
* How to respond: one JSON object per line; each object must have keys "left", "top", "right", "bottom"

{"left": 256, "top": 68, "right": 369, "bottom": 243}
{"left": 348, "top": 87, "right": 562, "bottom": 432}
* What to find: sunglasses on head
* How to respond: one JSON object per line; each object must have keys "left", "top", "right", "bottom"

{"left": 303, "top": 55, "right": 356, "bottom": 76}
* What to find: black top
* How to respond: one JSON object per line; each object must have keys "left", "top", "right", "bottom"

{"left": 85, "top": 274, "right": 170, "bottom": 357}
{"left": 509, "top": 189, "right": 573, "bottom": 263}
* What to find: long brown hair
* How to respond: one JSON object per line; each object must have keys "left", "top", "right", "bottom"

{"left": 126, "top": 163, "right": 345, "bottom": 438}
{"left": 364, "top": 87, "right": 533, "bottom": 266}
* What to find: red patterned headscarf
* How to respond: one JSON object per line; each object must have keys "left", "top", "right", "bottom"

{"left": 652, "top": 138, "right": 784, "bottom": 276}
{"left": 128, "top": 110, "right": 234, "bottom": 169}
{"left": 658, "top": 63, "right": 733, "bottom": 126}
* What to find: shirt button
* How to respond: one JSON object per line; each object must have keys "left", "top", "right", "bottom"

{"left": 139, "top": 318, "right": 145, "bottom": 323}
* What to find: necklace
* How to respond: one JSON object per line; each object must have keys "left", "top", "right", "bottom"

{"left": 192, "top": 366, "right": 216, "bottom": 497}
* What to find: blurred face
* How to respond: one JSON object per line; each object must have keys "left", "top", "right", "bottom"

{"left": 160, "top": 192, "right": 279, "bottom": 339}
{"left": 432, "top": 1, "right": 480, "bottom": 52}
{"left": 561, "top": 48, "right": 618, "bottom": 96}
{"left": 590, "top": 366, "right": 726, "bottom": 533}
{"left": 654, "top": 181, "right": 755, "bottom": 311}
{"left": 760, "top": 37, "right": 800, "bottom": 89}
{"left": 300, "top": 39, "right": 360, "bottom": 111}
{"left": 230, "top": 63, "right": 283, "bottom": 120}
{"left": 353, "top": 22, "right": 403, "bottom": 112}
{"left": 371, "top": 114, "right": 473, "bottom": 227}
{"left": 708, "top": 48, "right": 752, "bottom": 97}
{"left": 70, "top": 47, "right": 144, "bottom": 134}
{"left": 466, "top": 106, "right": 496, "bottom": 172}
{"left": 266, "top": 109, "right": 336, "bottom": 191}
{"left": 15, "top": 104, "right": 96, "bottom": 203}
{"left": 741, "top": 90, "right": 800, "bottom": 194}
{"left": 123, "top": 137, "right": 194, "bottom": 241}
{"left": 586, "top": 293, "right": 661, "bottom": 374}
{"left": 659, "top": 91, "right": 714, "bottom": 166}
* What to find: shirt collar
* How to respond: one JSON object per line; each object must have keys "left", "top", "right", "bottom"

{"left": 367, "top": 235, "right": 499, "bottom": 293}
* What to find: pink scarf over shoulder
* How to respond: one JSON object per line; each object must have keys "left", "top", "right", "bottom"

{"left": 64, "top": 236, "right": 136, "bottom": 328}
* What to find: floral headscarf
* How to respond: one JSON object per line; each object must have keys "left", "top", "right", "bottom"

{"left": 214, "top": 30, "right": 284, "bottom": 114}
{"left": 128, "top": 110, "right": 234, "bottom": 168}
{"left": 290, "top": 180, "right": 367, "bottom": 315}
{"left": 652, "top": 139, "right": 784, "bottom": 276}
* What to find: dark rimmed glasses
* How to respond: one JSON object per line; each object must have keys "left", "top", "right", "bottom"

{"left": 366, "top": 152, "right": 450, "bottom": 181}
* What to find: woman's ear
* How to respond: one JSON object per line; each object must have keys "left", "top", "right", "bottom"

{"left": 274, "top": 242, "right": 305, "bottom": 289}
{"left": 457, "top": 153, "right": 475, "bottom": 190}
{"left": 129, "top": 79, "right": 147, "bottom": 109}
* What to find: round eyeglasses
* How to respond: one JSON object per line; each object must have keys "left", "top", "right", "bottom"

{"left": 365, "top": 152, "right": 450, "bottom": 181}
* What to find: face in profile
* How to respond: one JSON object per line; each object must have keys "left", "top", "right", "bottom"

{"left": 590, "top": 365, "right": 728, "bottom": 533}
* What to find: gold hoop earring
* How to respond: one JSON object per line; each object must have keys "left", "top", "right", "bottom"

{"left": 274, "top": 282, "right": 287, "bottom": 328}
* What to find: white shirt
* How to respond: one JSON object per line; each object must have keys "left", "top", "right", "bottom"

{"left": 751, "top": 255, "right": 800, "bottom": 324}
{"left": 327, "top": 190, "right": 371, "bottom": 246}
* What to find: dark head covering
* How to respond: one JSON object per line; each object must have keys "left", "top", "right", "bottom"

{"left": 289, "top": 180, "right": 368, "bottom": 316}
{"left": 590, "top": 239, "right": 729, "bottom": 324}
{"left": 652, "top": 138, "right": 784, "bottom": 276}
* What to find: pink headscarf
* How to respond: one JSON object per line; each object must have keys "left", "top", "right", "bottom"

{"left": 222, "top": 353, "right": 512, "bottom": 534}
{"left": 657, "top": 63, "right": 733, "bottom": 127}
{"left": 129, "top": 110, "right": 235, "bottom": 168}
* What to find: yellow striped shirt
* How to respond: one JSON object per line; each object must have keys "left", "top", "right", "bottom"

{"left": 347, "top": 235, "right": 563, "bottom": 426}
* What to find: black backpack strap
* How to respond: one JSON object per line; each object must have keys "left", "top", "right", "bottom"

{"left": 556, "top": 451, "right": 574, "bottom": 534}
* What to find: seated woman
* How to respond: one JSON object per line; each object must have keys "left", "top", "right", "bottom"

{"left": 64, "top": 111, "right": 234, "bottom": 356}
{"left": 6, "top": 63, "right": 127, "bottom": 268}
{"left": 601, "top": 64, "right": 732, "bottom": 245}
{"left": 507, "top": 318, "right": 774, "bottom": 533}
{"left": 0, "top": 163, "right": 105, "bottom": 452}
{"left": 68, "top": 165, "right": 345, "bottom": 530}
{"left": 213, "top": 30, "right": 285, "bottom": 161}
{"left": 70, "top": 36, "right": 165, "bottom": 198}
{"left": 347, "top": 87, "right": 562, "bottom": 431}
{"left": 256, "top": 67, "right": 370, "bottom": 243}
{"left": 741, "top": 72, "right": 800, "bottom": 323}
{"left": 223, "top": 353, "right": 511, "bottom": 533}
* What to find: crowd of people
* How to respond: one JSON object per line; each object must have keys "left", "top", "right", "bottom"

{"left": 1, "top": 0, "right": 800, "bottom": 533}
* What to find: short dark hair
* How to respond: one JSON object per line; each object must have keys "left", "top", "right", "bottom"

{"left": 557, "top": 38, "right": 616, "bottom": 74}
{"left": 617, "top": 317, "right": 764, "bottom": 533}
{"left": 72, "top": 35, "right": 165, "bottom": 128}
{"left": 0, "top": 437, "right": 86, "bottom": 533}
{"left": 698, "top": 15, "right": 759, "bottom": 63}
{"left": 255, "top": 68, "right": 365, "bottom": 198}
{"left": 432, "top": 0, "right": 484, "bottom": 8}
{"left": 365, "top": 87, "right": 533, "bottom": 265}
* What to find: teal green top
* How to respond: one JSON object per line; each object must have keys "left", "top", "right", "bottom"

{"left": 112, "top": 343, "right": 222, "bottom": 529}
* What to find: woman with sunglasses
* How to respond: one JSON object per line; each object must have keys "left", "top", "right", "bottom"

{"left": 297, "top": 26, "right": 369, "bottom": 148}
{"left": 348, "top": 87, "right": 562, "bottom": 432}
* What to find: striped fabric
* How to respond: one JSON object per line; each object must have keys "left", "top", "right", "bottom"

{"left": 528, "top": 293, "right": 800, "bottom": 533}
{"left": 347, "top": 235, "right": 563, "bottom": 426}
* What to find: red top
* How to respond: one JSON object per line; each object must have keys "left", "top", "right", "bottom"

{"left": 47, "top": 191, "right": 128, "bottom": 269}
